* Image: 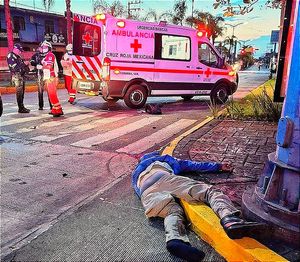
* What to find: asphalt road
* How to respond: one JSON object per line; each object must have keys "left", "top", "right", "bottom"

{"left": 0, "top": 67, "right": 269, "bottom": 260}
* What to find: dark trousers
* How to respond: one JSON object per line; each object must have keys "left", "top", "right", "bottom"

{"left": 37, "top": 71, "right": 51, "bottom": 109}
{"left": 12, "top": 74, "right": 25, "bottom": 109}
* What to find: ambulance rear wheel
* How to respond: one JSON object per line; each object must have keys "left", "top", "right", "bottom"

{"left": 124, "top": 85, "right": 147, "bottom": 109}
{"left": 181, "top": 95, "right": 194, "bottom": 101}
{"left": 210, "top": 83, "right": 229, "bottom": 104}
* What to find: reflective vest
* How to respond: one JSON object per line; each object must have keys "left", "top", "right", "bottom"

{"left": 42, "top": 52, "right": 58, "bottom": 80}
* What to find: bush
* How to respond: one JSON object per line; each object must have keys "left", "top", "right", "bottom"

{"left": 224, "top": 80, "right": 283, "bottom": 122}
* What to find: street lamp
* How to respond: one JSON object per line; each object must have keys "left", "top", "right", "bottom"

{"left": 225, "top": 22, "right": 247, "bottom": 63}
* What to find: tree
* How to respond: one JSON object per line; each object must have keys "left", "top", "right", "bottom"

{"left": 172, "top": 0, "right": 188, "bottom": 26}
{"left": 212, "top": 0, "right": 285, "bottom": 15}
{"left": 93, "top": 0, "right": 126, "bottom": 17}
{"left": 144, "top": 9, "right": 158, "bottom": 22}
{"left": 160, "top": 0, "right": 188, "bottom": 26}
{"left": 42, "top": 0, "right": 55, "bottom": 12}
{"left": 4, "top": 0, "right": 13, "bottom": 51}
{"left": 186, "top": 11, "right": 225, "bottom": 44}
{"left": 65, "top": 0, "right": 72, "bottom": 44}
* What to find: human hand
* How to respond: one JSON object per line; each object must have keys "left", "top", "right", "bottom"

{"left": 36, "top": 65, "right": 43, "bottom": 70}
{"left": 220, "top": 163, "right": 233, "bottom": 173}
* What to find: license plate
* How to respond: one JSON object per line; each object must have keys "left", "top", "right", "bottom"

{"left": 79, "top": 82, "right": 94, "bottom": 90}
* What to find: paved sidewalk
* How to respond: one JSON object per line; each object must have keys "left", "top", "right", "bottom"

{"left": 174, "top": 119, "right": 299, "bottom": 261}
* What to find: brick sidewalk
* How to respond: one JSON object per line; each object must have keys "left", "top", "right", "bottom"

{"left": 174, "top": 120, "right": 277, "bottom": 208}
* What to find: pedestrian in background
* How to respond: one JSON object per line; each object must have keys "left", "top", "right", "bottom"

{"left": 6, "top": 43, "right": 30, "bottom": 113}
{"left": 61, "top": 44, "right": 76, "bottom": 104}
{"left": 30, "top": 43, "right": 51, "bottom": 110}
{"left": 41, "top": 41, "right": 63, "bottom": 117}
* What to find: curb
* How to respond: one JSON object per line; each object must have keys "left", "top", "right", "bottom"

{"left": 0, "top": 83, "right": 66, "bottom": 95}
{"left": 161, "top": 98, "right": 287, "bottom": 261}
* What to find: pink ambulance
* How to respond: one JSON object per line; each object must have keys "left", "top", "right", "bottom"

{"left": 72, "top": 13, "right": 238, "bottom": 109}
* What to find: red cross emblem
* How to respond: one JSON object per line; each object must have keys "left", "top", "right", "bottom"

{"left": 204, "top": 68, "right": 212, "bottom": 78}
{"left": 130, "top": 39, "right": 142, "bottom": 53}
{"left": 82, "top": 32, "right": 92, "bottom": 45}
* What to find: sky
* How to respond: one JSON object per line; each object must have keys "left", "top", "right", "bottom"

{"left": 4, "top": 0, "right": 281, "bottom": 57}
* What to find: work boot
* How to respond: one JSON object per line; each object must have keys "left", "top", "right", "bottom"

{"left": 220, "top": 214, "right": 266, "bottom": 239}
{"left": 18, "top": 107, "right": 30, "bottom": 113}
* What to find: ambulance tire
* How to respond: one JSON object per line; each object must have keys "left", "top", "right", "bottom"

{"left": 210, "top": 83, "right": 229, "bottom": 104}
{"left": 124, "top": 85, "right": 147, "bottom": 109}
{"left": 181, "top": 95, "right": 194, "bottom": 101}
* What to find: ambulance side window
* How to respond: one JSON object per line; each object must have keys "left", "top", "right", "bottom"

{"left": 198, "top": 42, "right": 219, "bottom": 68}
{"left": 73, "top": 22, "right": 101, "bottom": 57}
{"left": 155, "top": 34, "right": 191, "bottom": 61}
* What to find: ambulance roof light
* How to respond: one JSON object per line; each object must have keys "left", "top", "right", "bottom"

{"left": 95, "top": 13, "right": 106, "bottom": 21}
{"left": 116, "top": 20, "right": 125, "bottom": 28}
{"left": 197, "top": 31, "right": 204, "bottom": 37}
{"left": 159, "top": 21, "right": 167, "bottom": 26}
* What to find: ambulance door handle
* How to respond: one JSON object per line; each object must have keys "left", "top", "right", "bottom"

{"left": 196, "top": 67, "right": 202, "bottom": 69}
{"left": 186, "top": 66, "right": 191, "bottom": 68}
{"left": 76, "top": 61, "right": 84, "bottom": 64}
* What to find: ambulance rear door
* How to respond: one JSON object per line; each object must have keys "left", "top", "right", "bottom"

{"left": 72, "top": 14, "right": 103, "bottom": 92}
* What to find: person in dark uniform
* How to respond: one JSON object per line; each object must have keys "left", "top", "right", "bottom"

{"left": 30, "top": 43, "right": 51, "bottom": 110}
{"left": 6, "top": 43, "right": 30, "bottom": 113}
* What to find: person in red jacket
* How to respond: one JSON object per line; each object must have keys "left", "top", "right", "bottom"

{"left": 41, "top": 41, "right": 63, "bottom": 117}
{"left": 61, "top": 44, "right": 76, "bottom": 104}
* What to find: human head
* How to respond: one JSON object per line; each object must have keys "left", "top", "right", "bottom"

{"left": 13, "top": 43, "right": 23, "bottom": 55}
{"left": 41, "top": 41, "right": 52, "bottom": 54}
{"left": 66, "top": 44, "right": 72, "bottom": 55}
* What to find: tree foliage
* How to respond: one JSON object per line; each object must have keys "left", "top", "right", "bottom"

{"left": 42, "top": 0, "right": 55, "bottom": 11}
{"left": 93, "top": 0, "right": 126, "bottom": 17}
{"left": 186, "top": 11, "right": 224, "bottom": 43}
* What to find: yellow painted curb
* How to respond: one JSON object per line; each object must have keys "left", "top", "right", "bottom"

{"left": 181, "top": 200, "right": 287, "bottom": 262}
{"left": 161, "top": 105, "right": 287, "bottom": 262}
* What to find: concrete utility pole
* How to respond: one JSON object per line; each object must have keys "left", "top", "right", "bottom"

{"left": 127, "top": 0, "right": 142, "bottom": 18}
{"left": 242, "top": 0, "right": 300, "bottom": 246}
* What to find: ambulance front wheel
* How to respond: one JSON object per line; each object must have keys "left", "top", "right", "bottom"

{"left": 124, "top": 85, "right": 148, "bottom": 109}
{"left": 210, "top": 83, "right": 229, "bottom": 104}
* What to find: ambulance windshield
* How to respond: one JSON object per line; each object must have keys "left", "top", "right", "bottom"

{"left": 73, "top": 21, "right": 101, "bottom": 57}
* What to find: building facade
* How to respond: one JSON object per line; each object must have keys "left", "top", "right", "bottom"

{"left": 0, "top": 5, "right": 68, "bottom": 72}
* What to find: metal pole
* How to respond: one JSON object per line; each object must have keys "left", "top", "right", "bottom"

{"left": 242, "top": 0, "right": 300, "bottom": 245}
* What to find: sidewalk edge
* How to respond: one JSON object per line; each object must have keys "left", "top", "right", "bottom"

{"left": 161, "top": 112, "right": 287, "bottom": 262}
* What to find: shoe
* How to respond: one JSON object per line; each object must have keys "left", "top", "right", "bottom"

{"left": 166, "top": 239, "right": 205, "bottom": 262}
{"left": 52, "top": 108, "right": 64, "bottom": 117}
{"left": 68, "top": 97, "right": 75, "bottom": 104}
{"left": 39, "top": 107, "right": 43, "bottom": 110}
{"left": 18, "top": 107, "right": 30, "bottom": 113}
{"left": 220, "top": 215, "right": 266, "bottom": 239}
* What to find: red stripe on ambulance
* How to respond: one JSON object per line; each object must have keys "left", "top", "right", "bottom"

{"left": 85, "top": 56, "right": 101, "bottom": 79}
{"left": 72, "top": 59, "right": 86, "bottom": 80}
{"left": 76, "top": 56, "right": 96, "bottom": 81}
